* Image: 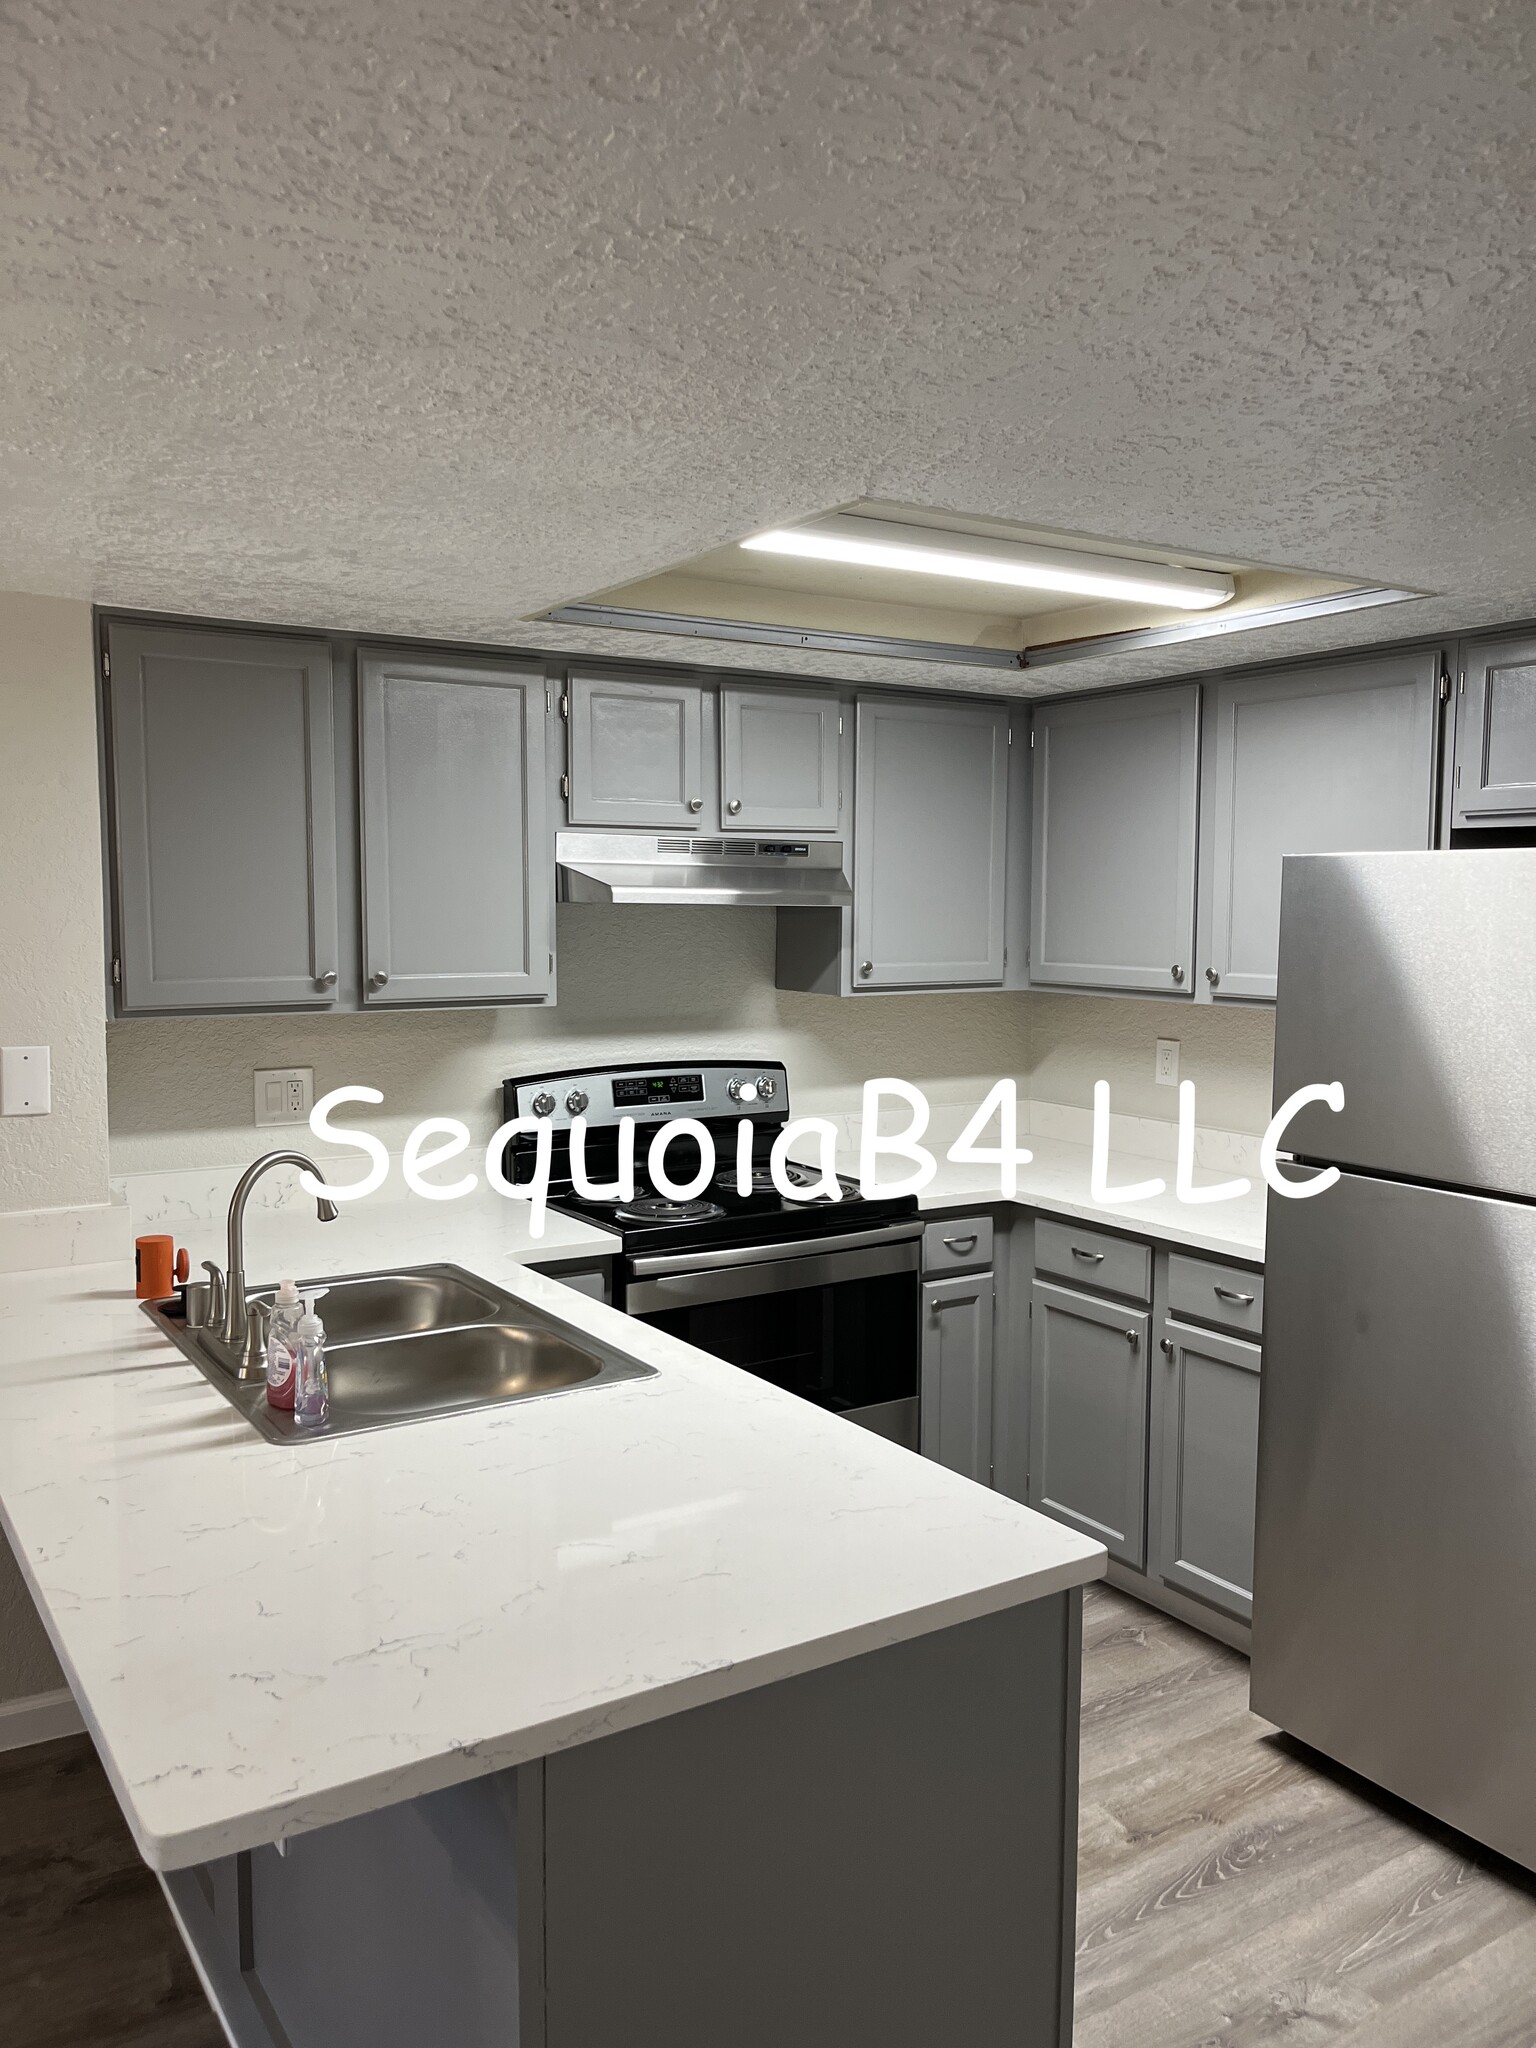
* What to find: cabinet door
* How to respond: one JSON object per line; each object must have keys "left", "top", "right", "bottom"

{"left": 1028, "top": 1278, "right": 1149, "bottom": 1566}
{"left": 853, "top": 697, "right": 1008, "bottom": 986}
{"left": 1453, "top": 629, "right": 1536, "bottom": 826}
{"left": 566, "top": 675, "right": 705, "bottom": 827}
{"left": 1202, "top": 653, "right": 1436, "bottom": 1000}
{"left": 359, "top": 654, "right": 551, "bottom": 1005}
{"left": 719, "top": 685, "right": 841, "bottom": 833}
{"left": 1153, "top": 1319, "right": 1260, "bottom": 1621}
{"left": 1030, "top": 685, "right": 1199, "bottom": 996}
{"left": 920, "top": 1272, "right": 994, "bottom": 1484}
{"left": 107, "top": 623, "right": 339, "bottom": 1012}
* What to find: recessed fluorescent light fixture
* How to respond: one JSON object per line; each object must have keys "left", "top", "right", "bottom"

{"left": 741, "top": 513, "right": 1235, "bottom": 612}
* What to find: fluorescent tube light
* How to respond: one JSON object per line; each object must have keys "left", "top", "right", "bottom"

{"left": 741, "top": 514, "right": 1235, "bottom": 611}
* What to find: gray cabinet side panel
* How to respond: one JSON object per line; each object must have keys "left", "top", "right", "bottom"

{"left": 359, "top": 653, "right": 550, "bottom": 1004}
{"left": 541, "top": 1598, "right": 1078, "bottom": 2048}
{"left": 720, "top": 684, "right": 841, "bottom": 832}
{"left": 1204, "top": 653, "right": 1436, "bottom": 1000}
{"left": 566, "top": 674, "right": 704, "bottom": 827}
{"left": 1029, "top": 1277, "right": 1150, "bottom": 1567}
{"left": 107, "top": 623, "right": 340, "bottom": 1011}
{"left": 853, "top": 695, "right": 1008, "bottom": 986}
{"left": 1030, "top": 684, "right": 1199, "bottom": 995}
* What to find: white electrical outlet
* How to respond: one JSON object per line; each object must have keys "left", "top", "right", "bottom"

{"left": 254, "top": 1067, "right": 315, "bottom": 1126}
{"left": 1, "top": 1046, "right": 50, "bottom": 1116}
{"left": 1155, "top": 1038, "right": 1180, "bottom": 1087}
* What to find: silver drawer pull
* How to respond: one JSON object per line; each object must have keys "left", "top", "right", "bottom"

{"left": 944, "top": 1234, "right": 978, "bottom": 1253}
{"left": 1214, "top": 1284, "right": 1255, "bottom": 1306}
{"left": 1071, "top": 1246, "right": 1105, "bottom": 1263}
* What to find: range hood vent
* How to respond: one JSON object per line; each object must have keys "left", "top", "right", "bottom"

{"left": 556, "top": 832, "right": 852, "bottom": 909}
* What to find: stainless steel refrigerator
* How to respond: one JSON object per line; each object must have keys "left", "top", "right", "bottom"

{"left": 1251, "top": 848, "right": 1536, "bottom": 1873}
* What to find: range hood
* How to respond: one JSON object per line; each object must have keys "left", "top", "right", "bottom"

{"left": 556, "top": 832, "right": 852, "bottom": 908}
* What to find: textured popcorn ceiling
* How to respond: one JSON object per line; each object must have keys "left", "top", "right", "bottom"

{"left": 1, "top": 1, "right": 1533, "bottom": 696}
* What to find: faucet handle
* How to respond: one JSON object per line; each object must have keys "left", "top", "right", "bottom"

{"left": 238, "top": 1300, "right": 272, "bottom": 1383}
{"left": 201, "top": 1262, "right": 227, "bottom": 1327}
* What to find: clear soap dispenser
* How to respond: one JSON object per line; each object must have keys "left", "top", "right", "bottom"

{"left": 294, "top": 1288, "right": 330, "bottom": 1430}
{"left": 265, "top": 1278, "right": 304, "bottom": 1411}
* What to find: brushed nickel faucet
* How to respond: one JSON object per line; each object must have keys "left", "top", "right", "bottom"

{"left": 203, "top": 1152, "right": 339, "bottom": 1379}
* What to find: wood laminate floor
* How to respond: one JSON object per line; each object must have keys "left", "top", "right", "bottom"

{"left": 1076, "top": 1585, "right": 1536, "bottom": 2047}
{"left": 4, "top": 1588, "right": 1535, "bottom": 2045}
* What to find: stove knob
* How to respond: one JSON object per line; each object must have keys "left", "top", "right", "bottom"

{"left": 727, "top": 1076, "right": 759, "bottom": 1104}
{"left": 531, "top": 1091, "right": 556, "bottom": 1117}
{"left": 753, "top": 1075, "right": 777, "bottom": 1102}
{"left": 565, "top": 1089, "right": 589, "bottom": 1115}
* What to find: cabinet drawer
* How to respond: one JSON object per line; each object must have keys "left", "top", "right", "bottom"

{"left": 1168, "top": 1254, "right": 1264, "bottom": 1336}
{"left": 922, "top": 1214, "right": 993, "bottom": 1275}
{"left": 1035, "top": 1219, "right": 1150, "bottom": 1303}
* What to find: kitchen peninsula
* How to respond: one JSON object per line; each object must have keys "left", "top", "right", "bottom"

{"left": 0, "top": 1189, "right": 1102, "bottom": 2048}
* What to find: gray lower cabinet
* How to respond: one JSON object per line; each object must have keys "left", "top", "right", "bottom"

{"left": 1453, "top": 627, "right": 1536, "bottom": 826}
{"left": 1152, "top": 1318, "right": 1261, "bottom": 1622}
{"left": 1028, "top": 1278, "right": 1150, "bottom": 1567}
{"left": 719, "top": 684, "right": 841, "bottom": 833}
{"left": 566, "top": 674, "right": 706, "bottom": 827}
{"left": 920, "top": 1272, "right": 994, "bottom": 1484}
{"left": 1030, "top": 684, "right": 1199, "bottom": 997}
{"left": 358, "top": 654, "right": 552, "bottom": 1005}
{"left": 852, "top": 695, "right": 1009, "bottom": 986}
{"left": 1199, "top": 652, "right": 1437, "bottom": 1000}
{"left": 106, "top": 622, "right": 340, "bottom": 1012}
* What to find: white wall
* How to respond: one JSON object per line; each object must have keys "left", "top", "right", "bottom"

{"left": 0, "top": 592, "right": 112, "bottom": 1703}
{"left": 1024, "top": 990, "right": 1276, "bottom": 1135}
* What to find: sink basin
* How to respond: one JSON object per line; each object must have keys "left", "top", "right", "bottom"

{"left": 142, "top": 1262, "right": 654, "bottom": 1441}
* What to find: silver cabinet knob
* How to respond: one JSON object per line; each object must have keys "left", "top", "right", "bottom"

{"left": 859, "top": 961, "right": 873, "bottom": 979}
{"left": 370, "top": 970, "right": 389, "bottom": 989}
{"left": 565, "top": 1089, "right": 589, "bottom": 1115}
{"left": 1170, "top": 965, "right": 1184, "bottom": 984}
{"left": 531, "top": 1091, "right": 556, "bottom": 1117}
{"left": 727, "top": 798, "right": 742, "bottom": 815}
{"left": 1160, "top": 1336, "right": 1174, "bottom": 1357}
{"left": 1126, "top": 1329, "right": 1139, "bottom": 1347}
{"left": 1206, "top": 967, "right": 1220, "bottom": 987}
{"left": 687, "top": 798, "right": 703, "bottom": 814}
{"left": 315, "top": 969, "right": 337, "bottom": 989}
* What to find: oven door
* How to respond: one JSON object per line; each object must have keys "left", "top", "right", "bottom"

{"left": 623, "top": 1225, "right": 922, "bottom": 1449}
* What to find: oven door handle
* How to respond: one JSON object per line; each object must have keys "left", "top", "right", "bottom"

{"left": 628, "top": 1218, "right": 924, "bottom": 1278}
{"left": 625, "top": 1237, "right": 920, "bottom": 1313}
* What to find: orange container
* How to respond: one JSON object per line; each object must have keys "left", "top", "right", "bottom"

{"left": 135, "top": 1234, "right": 176, "bottom": 1300}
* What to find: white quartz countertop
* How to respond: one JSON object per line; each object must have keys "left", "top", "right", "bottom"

{"left": 0, "top": 1190, "right": 1103, "bottom": 1873}
{"left": 906, "top": 1137, "right": 1267, "bottom": 1259}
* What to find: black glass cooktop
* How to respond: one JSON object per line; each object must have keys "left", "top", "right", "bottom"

{"left": 551, "top": 1165, "right": 917, "bottom": 1257}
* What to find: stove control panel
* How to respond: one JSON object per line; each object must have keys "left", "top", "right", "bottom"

{"left": 507, "top": 1062, "right": 789, "bottom": 1130}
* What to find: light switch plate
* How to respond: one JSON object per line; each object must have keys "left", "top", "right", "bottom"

{"left": 255, "top": 1067, "right": 315, "bottom": 1126}
{"left": 1155, "top": 1038, "right": 1179, "bottom": 1087}
{"left": 1, "top": 1046, "right": 50, "bottom": 1116}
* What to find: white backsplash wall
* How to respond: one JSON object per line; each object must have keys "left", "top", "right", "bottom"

{"left": 1025, "top": 990, "right": 1276, "bottom": 1135}
{"left": 108, "top": 907, "right": 1278, "bottom": 1176}
{"left": 107, "top": 905, "right": 1036, "bottom": 1174}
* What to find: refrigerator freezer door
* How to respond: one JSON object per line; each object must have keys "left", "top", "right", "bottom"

{"left": 1272, "top": 849, "right": 1536, "bottom": 1197}
{"left": 1251, "top": 1169, "right": 1536, "bottom": 1872}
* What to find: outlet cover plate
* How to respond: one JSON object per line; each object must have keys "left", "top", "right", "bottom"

{"left": 1155, "top": 1039, "right": 1180, "bottom": 1087}
{"left": 1, "top": 1046, "right": 50, "bottom": 1116}
{"left": 255, "top": 1068, "right": 315, "bottom": 1126}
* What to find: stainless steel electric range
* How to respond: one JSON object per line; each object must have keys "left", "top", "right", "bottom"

{"left": 502, "top": 1061, "right": 922, "bottom": 1447}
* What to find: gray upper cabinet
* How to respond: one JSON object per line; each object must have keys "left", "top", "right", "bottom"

{"left": 1199, "top": 652, "right": 1437, "bottom": 1001}
{"left": 719, "top": 685, "right": 841, "bottom": 833}
{"left": 1453, "top": 628, "right": 1536, "bottom": 827}
{"left": 920, "top": 1271, "right": 994, "bottom": 1485}
{"left": 566, "top": 675, "right": 706, "bottom": 828}
{"left": 1030, "top": 685, "right": 1199, "bottom": 996}
{"left": 106, "top": 623, "right": 340, "bottom": 1013}
{"left": 853, "top": 696, "right": 1009, "bottom": 987}
{"left": 1029, "top": 1277, "right": 1150, "bottom": 1567}
{"left": 358, "top": 654, "right": 552, "bottom": 1006}
{"left": 1153, "top": 1318, "right": 1261, "bottom": 1622}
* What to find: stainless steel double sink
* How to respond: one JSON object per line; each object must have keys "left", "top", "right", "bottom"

{"left": 143, "top": 1263, "right": 655, "bottom": 1442}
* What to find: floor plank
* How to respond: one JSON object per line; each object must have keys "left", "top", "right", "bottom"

{"left": 1076, "top": 1584, "right": 1536, "bottom": 2047}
